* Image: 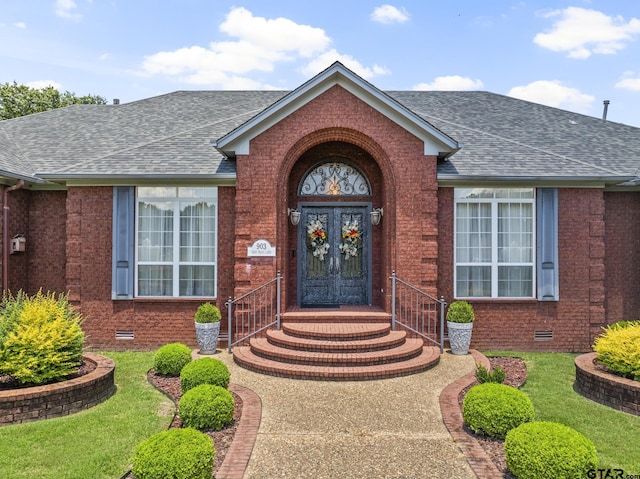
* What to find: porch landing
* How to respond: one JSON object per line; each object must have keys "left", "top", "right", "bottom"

{"left": 232, "top": 307, "right": 441, "bottom": 380}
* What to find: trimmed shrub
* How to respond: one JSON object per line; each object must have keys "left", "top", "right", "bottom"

{"left": 505, "top": 421, "right": 597, "bottom": 479}
{"left": 463, "top": 383, "right": 534, "bottom": 439}
{"left": 154, "top": 343, "right": 192, "bottom": 376}
{"left": 180, "top": 357, "right": 230, "bottom": 392}
{"left": 194, "top": 302, "right": 221, "bottom": 323}
{"left": 475, "top": 363, "right": 506, "bottom": 384}
{"left": 179, "top": 384, "right": 235, "bottom": 430}
{"left": 446, "top": 300, "right": 474, "bottom": 323}
{"left": 593, "top": 321, "right": 640, "bottom": 381}
{"left": 0, "top": 290, "right": 84, "bottom": 386}
{"left": 132, "top": 428, "right": 214, "bottom": 479}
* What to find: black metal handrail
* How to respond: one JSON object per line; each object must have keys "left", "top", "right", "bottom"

{"left": 226, "top": 272, "right": 281, "bottom": 353}
{"left": 390, "top": 271, "right": 446, "bottom": 353}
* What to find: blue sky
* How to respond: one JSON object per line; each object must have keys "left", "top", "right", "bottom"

{"left": 1, "top": 1, "right": 640, "bottom": 126}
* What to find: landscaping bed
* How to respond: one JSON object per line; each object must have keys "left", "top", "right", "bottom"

{"left": 459, "top": 356, "right": 527, "bottom": 477}
{"left": 141, "top": 370, "right": 243, "bottom": 477}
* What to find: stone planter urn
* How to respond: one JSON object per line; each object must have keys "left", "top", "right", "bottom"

{"left": 447, "top": 321, "right": 474, "bottom": 355}
{"left": 194, "top": 302, "right": 222, "bottom": 355}
{"left": 446, "top": 300, "right": 475, "bottom": 355}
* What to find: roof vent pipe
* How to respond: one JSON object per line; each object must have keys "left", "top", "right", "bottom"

{"left": 602, "top": 100, "right": 610, "bottom": 120}
{"left": 113, "top": 99, "right": 120, "bottom": 105}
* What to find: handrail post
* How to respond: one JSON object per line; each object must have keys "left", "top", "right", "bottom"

{"left": 391, "top": 270, "right": 396, "bottom": 331}
{"left": 227, "top": 296, "right": 233, "bottom": 353}
{"left": 276, "top": 271, "right": 281, "bottom": 330}
{"left": 440, "top": 296, "right": 446, "bottom": 354}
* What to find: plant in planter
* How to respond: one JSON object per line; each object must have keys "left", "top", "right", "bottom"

{"left": 194, "top": 302, "right": 221, "bottom": 355}
{"left": 446, "top": 300, "right": 474, "bottom": 355}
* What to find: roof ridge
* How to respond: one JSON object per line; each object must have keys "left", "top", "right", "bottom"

{"left": 49, "top": 108, "right": 264, "bottom": 175}
{"left": 420, "top": 112, "right": 627, "bottom": 177}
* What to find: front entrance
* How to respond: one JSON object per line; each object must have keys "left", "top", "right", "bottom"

{"left": 298, "top": 204, "right": 371, "bottom": 306}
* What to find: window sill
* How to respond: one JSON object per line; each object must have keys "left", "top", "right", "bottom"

{"left": 132, "top": 297, "right": 217, "bottom": 303}
{"left": 453, "top": 297, "right": 538, "bottom": 304}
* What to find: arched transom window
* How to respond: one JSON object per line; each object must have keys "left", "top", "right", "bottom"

{"left": 299, "top": 161, "right": 371, "bottom": 196}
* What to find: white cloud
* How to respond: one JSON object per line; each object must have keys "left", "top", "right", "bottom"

{"left": 14, "top": 22, "right": 26, "bottom": 29}
{"left": 534, "top": 7, "right": 640, "bottom": 59}
{"left": 413, "top": 75, "right": 484, "bottom": 91}
{"left": 371, "top": 5, "right": 410, "bottom": 24}
{"left": 301, "top": 50, "right": 390, "bottom": 79}
{"left": 26, "top": 80, "right": 63, "bottom": 90}
{"left": 140, "top": 7, "right": 386, "bottom": 89}
{"left": 507, "top": 80, "right": 594, "bottom": 113}
{"left": 615, "top": 73, "right": 640, "bottom": 91}
{"left": 55, "top": 0, "right": 82, "bottom": 21}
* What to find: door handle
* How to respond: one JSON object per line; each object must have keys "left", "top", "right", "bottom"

{"left": 329, "top": 256, "right": 334, "bottom": 274}
{"left": 335, "top": 256, "right": 340, "bottom": 275}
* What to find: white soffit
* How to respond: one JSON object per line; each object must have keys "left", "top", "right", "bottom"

{"left": 214, "top": 62, "right": 459, "bottom": 157}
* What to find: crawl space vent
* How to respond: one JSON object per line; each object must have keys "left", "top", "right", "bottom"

{"left": 115, "top": 330, "right": 135, "bottom": 340}
{"left": 534, "top": 330, "right": 553, "bottom": 341}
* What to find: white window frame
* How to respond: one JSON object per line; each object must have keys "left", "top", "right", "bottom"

{"left": 135, "top": 186, "right": 218, "bottom": 298}
{"left": 454, "top": 188, "right": 536, "bottom": 299}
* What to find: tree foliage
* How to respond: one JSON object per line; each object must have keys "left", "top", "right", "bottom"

{"left": 0, "top": 81, "right": 107, "bottom": 120}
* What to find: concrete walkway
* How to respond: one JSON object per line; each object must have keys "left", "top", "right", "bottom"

{"left": 209, "top": 350, "right": 478, "bottom": 479}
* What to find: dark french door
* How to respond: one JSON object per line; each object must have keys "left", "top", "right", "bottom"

{"left": 298, "top": 205, "right": 371, "bottom": 306}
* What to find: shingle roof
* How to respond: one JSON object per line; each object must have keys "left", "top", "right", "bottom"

{"left": 1, "top": 86, "right": 639, "bottom": 184}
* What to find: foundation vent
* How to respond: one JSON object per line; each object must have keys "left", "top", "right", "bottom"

{"left": 534, "top": 330, "right": 553, "bottom": 341}
{"left": 115, "top": 330, "right": 135, "bottom": 340}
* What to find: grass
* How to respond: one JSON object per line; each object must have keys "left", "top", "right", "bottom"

{"left": 0, "top": 352, "right": 174, "bottom": 479}
{"left": 487, "top": 351, "right": 640, "bottom": 473}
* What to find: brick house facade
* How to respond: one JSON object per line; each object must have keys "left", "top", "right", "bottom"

{"left": 1, "top": 62, "right": 639, "bottom": 352}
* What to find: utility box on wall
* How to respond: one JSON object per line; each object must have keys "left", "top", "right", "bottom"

{"left": 10, "top": 235, "right": 26, "bottom": 254}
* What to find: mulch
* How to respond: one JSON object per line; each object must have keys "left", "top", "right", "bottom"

{"left": 458, "top": 356, "right": 528, "bottom": 478}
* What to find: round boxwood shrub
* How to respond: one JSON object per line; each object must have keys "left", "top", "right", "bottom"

{"left": 132, "top": 427, "right": 215, "bottom": 479}
{"left": 179, "top": 384, "right": 235, "bottom": 430}
{"left": 505, "top": 421, "right": 597, "bottom": 479}
{"left": 180, "top": 357, "right": 230, "bottom": 392}
{"left": 153, "top": 343, "right": 192, "bottom": 376}
{"left": 462, "top": 383, "right": 534, "bottom": 439}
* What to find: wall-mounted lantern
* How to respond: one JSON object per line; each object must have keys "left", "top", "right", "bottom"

{"left": 288, "top": 208, "right": 301, "bottom": 226}
{"left": 370, "top": 208, "right": 383, "bottom": 225}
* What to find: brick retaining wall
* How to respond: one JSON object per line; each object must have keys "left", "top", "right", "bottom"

{"left": 574, "top": 352, "right": 640, "bottom": 416}
{"left": 0, "top": 352, "right": 116, "bottom": 425}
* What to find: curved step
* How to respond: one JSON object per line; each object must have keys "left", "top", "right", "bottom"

{"left": 250, "top": 336, "right": 424, "bottom": 366}
{"left": 233, "top": 346, "right": 441, "bottom": 381}
{"left": 282, "top": 322, "right": 390, "bottom": 341}
{"left": 266, "top": 328, "right": 407, "bottom": 352}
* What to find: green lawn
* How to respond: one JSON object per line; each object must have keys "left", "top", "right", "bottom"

{"left": 488, "top": 351, "right": 640, "bottom": 473}
{"left": 0, "top": 352, "right": 173, "bottom": 479}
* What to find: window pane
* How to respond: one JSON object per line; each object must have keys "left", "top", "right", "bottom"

{"left": 456, "top": 203, "right": 491, "bottom": 263}
{"left": 498, "top": 203, "right": 533, "bottom": 263}
{"left": 138, "top": 265, "right": 172, "bottom": 296}
{"left": 457, "top": 266, "right": 491, "bottom": 297}
{"left": 138, "top": 201, "right": 173, "bottom": 261}
{"left": 180, "top": 266, "right": 215, "bottom": 296}
{"left": 180, "top": 200, "right": 216, "bottom": 262}
{"left": 138, "top": 187, "right": 177, "bottom": 198}
{"left": 498, "top": 266, "right": 533, "bottom": 297}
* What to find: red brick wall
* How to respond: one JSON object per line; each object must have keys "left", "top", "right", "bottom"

{"left": 2, "top": 188, "right": 30, "bottom": 293}
{"left": 438, "top": 187, "right": 606, "bottom": 352}
{"left": 65, "top": 186, "right": 235, "bottom": 351}
{"left": 604, "top": 191, "right": 640, "bottom": 324}
{"left": 234, "top": 85, "right": 440, "bottom": 307}
{"left": 27, "top": 191, "right": 67, "bottom": 294}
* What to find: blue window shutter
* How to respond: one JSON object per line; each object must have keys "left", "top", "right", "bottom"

{"left": 537, "top": 188, "right": 559, "bottom": 301}
{"left": 112, "top": 186, "right": 134, "bottom": 299}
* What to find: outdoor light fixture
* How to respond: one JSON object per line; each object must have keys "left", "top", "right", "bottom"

{"left": 370, "top": 207, "right": 383, "bottom": 225}
{"left": 288, "top": 208, "right": 301, "bottom": 226}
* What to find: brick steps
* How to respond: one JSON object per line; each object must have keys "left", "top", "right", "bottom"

{"left": 266, "top": 328, "right": 407, "bottom": 352}
{"left": 232, "top": 321, "right": 441, "bottom": 381}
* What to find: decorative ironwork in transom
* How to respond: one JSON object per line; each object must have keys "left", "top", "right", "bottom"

{"left": 299, "top": 161, "right": 371, "bottom": 196}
